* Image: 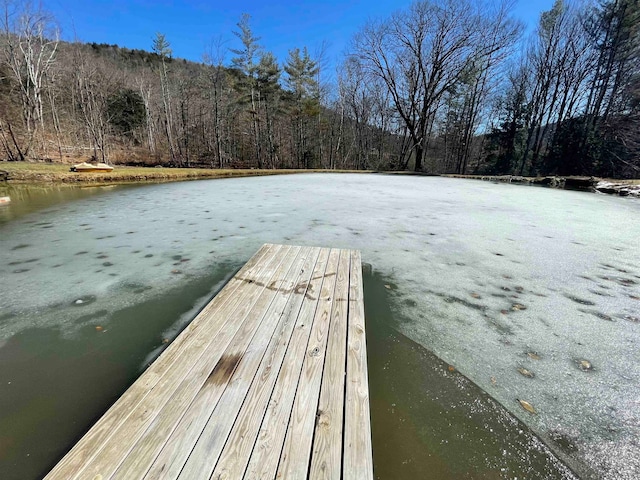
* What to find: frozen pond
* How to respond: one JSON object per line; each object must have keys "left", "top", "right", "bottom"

{"left": 0, "top": 174, "right": 638, "bottom": 479}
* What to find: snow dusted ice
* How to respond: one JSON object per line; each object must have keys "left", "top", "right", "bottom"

{"left": 1, "top": 174, "right": 638, "bottom": 479}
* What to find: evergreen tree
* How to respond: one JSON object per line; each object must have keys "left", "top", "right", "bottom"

{"left": 285, "top": 47, "right": 319, "bottom": 168}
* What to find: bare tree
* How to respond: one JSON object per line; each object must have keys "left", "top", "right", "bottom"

{"left": 203, "top": 36, "right": 228, "bottom": 168}
{"left": 71, "top": 49, "right": 114, "bottom": 163}
{"left": 351, "top": 0, "right": 517, "bottom": 172}
{"left": 1, "top": 0, "right": 58, "bottom": 158}
{"left": 152, "top": 33, "right": 178, "bottom": 164}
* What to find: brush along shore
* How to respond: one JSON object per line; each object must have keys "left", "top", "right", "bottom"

{"left": 443, "top": 174, "right": 640, "bottom": 197}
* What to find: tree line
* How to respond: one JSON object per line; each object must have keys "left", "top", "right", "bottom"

{"left": 0, "top": 0, "right": 638, "bottom": 177}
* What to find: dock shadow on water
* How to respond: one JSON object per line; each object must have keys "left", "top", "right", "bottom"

{"left": 363, "top": 269, "right": 577, "bottom": 480}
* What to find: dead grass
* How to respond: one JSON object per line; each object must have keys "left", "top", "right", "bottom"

{"left": 0, "top": 162, "right": 369, "bottom": 185}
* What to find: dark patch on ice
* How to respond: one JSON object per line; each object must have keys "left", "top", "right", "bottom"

{"left": 12, "top": 268, "right": 30, "bottom": 273}
{"left": 171, "top": 255, "right": 182, "bottom": 261}
{"left": 548, "top": 429, "right": 579, "bottom": 454}
{"left": 11, "top": 244, "right": 31, "bottom": 250}
{"left": 0, "top": 312, "right": 15, "bottom": 322}
{"left": 426, "top": 289, "right": 487, "bottom": 312}
{"left": 564, "top": 294, "right": 596, "bottom": 306}
{"left": 487, "top": 318, "right": 513, "bottom": 335}
{"left": 75, "top": 251, "right": 89, "bottom": 255}
{"left": 578, "top": 309, "right": 614, "bottom": 321}
{"left": 588, "top": 289, "right": 613, "bottom": 297}
{"left": 96, "top": 254, "right": 108, "bottom": 259}
{"left": 144, "top": 254, "right": 153, "bottom": 258}
{"left": 403, "top": 298, "right": 417, "bottom": 307}
{"left": 102, "top": 262, "right": 114, "bottom": 267}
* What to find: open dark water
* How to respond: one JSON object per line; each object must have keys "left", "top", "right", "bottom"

{"left": 1, "top": 175, "right": 638, "bottom": 479}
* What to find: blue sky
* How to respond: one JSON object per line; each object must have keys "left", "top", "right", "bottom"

{"left": 47, "top": 0, "right": 554, "bottom": 70}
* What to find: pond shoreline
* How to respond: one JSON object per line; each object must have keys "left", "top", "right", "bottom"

{"left": 442, "top": 173, "right": 640, "bottom": 197}
{"left": 2, "top": 163, "right": 638, "bottom": 198}
{"left": 0, "top": 162, "right": 370, "bottom": 187}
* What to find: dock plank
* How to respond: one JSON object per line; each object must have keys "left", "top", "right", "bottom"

{"left": 175, "top": 246, "right": 315, "bottom": 480}
{"left": 343, "top": 250, "right": 374, "bottom": 479}
{"left": 208, "top": 247, "right": 320, "bottom": 480}
{"left": 243, "top": 248, "right": 332, "bottom": 480}
{"left": 44, "top": 244, "right": 279, "bottom": 480}
{"left": 111, "top": 246, "right": 301, "bottom": 479}
{"left": 309, "top": 249, "right": 350, "bottom": 479}
{"left": 75, "top": 245, "right": 289, "bottom": 480}
{"left": 46, "top": 244, "right": 373, "bottom": 480}
{"left": 276, "top": 249, "right": 341, "bottom": 479}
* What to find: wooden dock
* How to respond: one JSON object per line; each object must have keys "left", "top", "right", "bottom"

{"left": 46, "top": 244, "right": 373, "bottom": 479}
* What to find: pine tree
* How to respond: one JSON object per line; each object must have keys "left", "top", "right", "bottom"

{"left": 285, "top": 47, "right": 319, "bottom": 168}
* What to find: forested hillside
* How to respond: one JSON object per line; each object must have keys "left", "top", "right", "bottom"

{"left": 1, "top": 0, "right": 638, "bottom": 177}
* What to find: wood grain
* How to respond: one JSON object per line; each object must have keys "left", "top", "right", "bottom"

{"left": 45, "top": 245, "right": 374, "bottom": 480}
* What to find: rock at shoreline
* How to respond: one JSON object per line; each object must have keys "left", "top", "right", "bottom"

{"left": 595, "top": 181, "right": 640, "bottom": 197}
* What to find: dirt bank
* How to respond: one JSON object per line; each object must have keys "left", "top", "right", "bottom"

{"left": 0, "top": 163, "right": 367, "bottom": 186}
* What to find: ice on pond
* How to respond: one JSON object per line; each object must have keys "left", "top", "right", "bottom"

{"left": 0, "top": 174, "right": 638, "bottom": 479}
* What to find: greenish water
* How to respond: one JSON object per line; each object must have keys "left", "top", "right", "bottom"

{"left": 364, "top": 270, "right": 575, "bottom": 479}
{"left": 0, "top": 183, "right": 126, "bottom": 224}
{"left": 0, "top": 257, "right": 238, "bottom": 479}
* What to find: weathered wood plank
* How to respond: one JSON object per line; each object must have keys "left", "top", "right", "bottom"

{"left": 110, "top": 246, "right": 302, "bottom": 479}
{"left": 243, "top": 248, "right": 331, "bottom": 480}
{"left": 209, "top": 247, "right": 321, "bottom": 480}
{"left": 343, "top": 250, "right": 374, "bottom": 479}
{"left": 275, "top": 248, "right": 342, "bottom": 479}
{"left": 46, "top": 244, "right": 374, "bottom": 480}
{"left": 309, "top": 249, "right": 351, "bottom": 479}
{"left": 66, "top": 245, "right": 290, "bottom": 480}
{"left": 175, "top": 246, "right": 320, "bottom": 480}
{"left": 44, "top": 244, "right": 278, "bottom": 480}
